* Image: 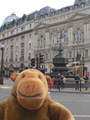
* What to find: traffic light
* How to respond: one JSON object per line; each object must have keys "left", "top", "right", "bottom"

{"left": 31, "top": 58, "right": 35, "bottom": 66}
{"left": 39, "top": 54, "right": 44, "bottom": 63}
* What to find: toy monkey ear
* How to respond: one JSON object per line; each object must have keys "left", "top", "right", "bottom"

{"left": 45, "top": 75, "right": 51, "bottom": 85}
{"left": 10, "top": 73, "right": 18, "bottom": 82}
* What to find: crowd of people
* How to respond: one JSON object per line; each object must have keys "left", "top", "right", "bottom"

{"left": 75, "top": 73, "right": 89, "bottom": 90}
{"left": 53, "top": 74, "right": 66, "bottom": 91}
{"left": 51, "top": 73, "right": 90, "bottom": 91}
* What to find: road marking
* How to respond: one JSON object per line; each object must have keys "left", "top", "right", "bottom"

{"left": 0, "top": 86, "right": 11, "bottom": 89}
{"left": 74, "top": 115, "right": 90, "bottom": 118}
{"left": 54, "top": 99, "right": 90, "bottom": 103}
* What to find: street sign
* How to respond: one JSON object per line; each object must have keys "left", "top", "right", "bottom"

{"left": 49, "top": 64, "right": 53, "bottom": 68}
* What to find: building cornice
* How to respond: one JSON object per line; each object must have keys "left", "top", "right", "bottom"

{"left": 0, "top": 29, "right": 33, "bottom": 41}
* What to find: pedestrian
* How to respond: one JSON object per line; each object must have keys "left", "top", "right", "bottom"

{"left": 62, "top": 75, "right": 66, "bottom": 88}
{"left": 53, "top": 77, "right": 57, "bottom": 89}
{"left": 74, "top": 74, "right": 80, "bottom": 90}
{"left": 57, "top": 73, "right": 61, "bottom": 91}
{"left": 83, "top": 74, "right": 89, "bottom": 90}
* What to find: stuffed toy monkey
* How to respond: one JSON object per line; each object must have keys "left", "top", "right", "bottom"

{"left": 0, "top": 69, "right": 75, "bottom": 120}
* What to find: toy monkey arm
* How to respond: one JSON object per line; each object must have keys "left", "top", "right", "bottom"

{"left": 49, "top": 101, "right": 75, "bottom": 120}
{"left": 0, "top": 100, "right": 7, "bottom": 120}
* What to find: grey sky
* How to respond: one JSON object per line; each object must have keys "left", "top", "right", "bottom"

{"left": 0, "top": 0, "right": 74, "bottom": 25}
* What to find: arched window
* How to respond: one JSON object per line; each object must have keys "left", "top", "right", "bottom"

{"left": 57, "top": 32, "right": 61, "bottom": 43}
{"left": 80, "top": 3, "right": 85, "bottom": 7}
{"left": 74, "top": 33, "right": 76, "bottom": 41}
{"left": 64, "top": 30, "right": 68, "bottom": 41}
{"left": 77, "top": 28, "right": 81, "bottom": 41}
{"left": 73, "top": 49, "right": 75, "bottom": 57}
{"left": 38, "top": 40, "right": 40, "bottom": 47}
{"left": 73, "top": 27, "right": 84, "bottom": 42}
{"left": 40, "top": 35, "right": 43, "bottom": 46}
{"left": 51, "top": 33, "right": 54, "bottom": 44}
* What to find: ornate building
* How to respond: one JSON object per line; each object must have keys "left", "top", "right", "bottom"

{"left": 0, "top": 0, "right": 90, "bottom": 76}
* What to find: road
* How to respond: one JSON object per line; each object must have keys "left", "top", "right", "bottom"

{"left": 0, "top": 84, "right": 90, "bottom": 120}
{"left": 50, "top": 92, "right": 90, "bottom": 120}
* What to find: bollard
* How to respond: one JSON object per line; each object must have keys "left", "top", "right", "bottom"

{"left": 0, "top": 77, "right": 3, "bottom": 85}
{"left": 80, "top": 79, "right": 81, "bottom": 92}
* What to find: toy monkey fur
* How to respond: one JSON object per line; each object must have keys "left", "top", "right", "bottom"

{"left": 0, "top": 69, "right": 75, "bottom": 120}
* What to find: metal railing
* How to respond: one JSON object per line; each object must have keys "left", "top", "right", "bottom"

{"left": 49, "top": 78, "right": 90, "bottom": 92}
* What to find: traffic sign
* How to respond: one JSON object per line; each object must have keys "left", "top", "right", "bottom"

{"left": 49, "top": 64, "right": 53, "bottom": 68}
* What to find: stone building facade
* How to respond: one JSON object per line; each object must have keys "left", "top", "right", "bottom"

{"left": 0, "top": 0, "right": 90, "bottom": 76}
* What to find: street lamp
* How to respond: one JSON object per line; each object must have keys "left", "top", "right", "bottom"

{"left": 0, "top": 45, "right": 4, "bottom": 85}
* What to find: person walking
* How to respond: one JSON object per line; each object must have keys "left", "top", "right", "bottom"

{"left": 83, "top": 74, "right": 89, "bottom": 90}
{"left": 57, "top": 73, "right": 61, "bottom": 91}
{"left": 62, "top": 75, "right": 66, "bottom": 88}
{"left": 75, "top": 74, "right": 80, "bottom": 90}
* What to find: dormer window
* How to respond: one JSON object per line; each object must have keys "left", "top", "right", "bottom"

{"left": 81, "top": 3, "right": 85, "bottom": 7}
{"left": 30, "top": 24, "right": 31, "bottom": 28}
{"left": 65, "top": 7, "right": 70, "bottom": 12}
{"left": 2, "top": 34, "right": 5, "bottom": 38}
{"left": 11, "top": 31, "right": 14, "bottom": 35}
{"left": 74, "top": 4, "right": 79, "bottom": 9}
{"left": 21, "top": 27, "right": 25, "bottom": 32}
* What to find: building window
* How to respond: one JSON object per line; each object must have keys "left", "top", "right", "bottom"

{"left": 21, "top": 43, "right": 24, "bottom": 60}
{"left": 17, "top": 29, "right": 18, "bottom": 33}
{"left": 11, "top": 39, "right": 13, "bottom": 42}
{"left": 69, "top": 51, "right": 72, "bottom": 58}
{"left": 79, "top": 48, "right": 81, "bottom": 56}
{"left": 74, "top": 28, "right": 83, "bottom": 41}
{"left": 2, "top": 34, "right": 5, "bottom": 38}
{"left": 65, "top": 7, "right": 70, "bottom": 12}
{"left": 73, "top": 49, "right": 75, "bottom": 57}
{"left": 16, "top": 46, "right": 18, "bottom": 54}
{"left": 21, "top": 27, "right": 25, "bottom": 32}
{"left": 74, "top": 33, "right": 76, "bottom": 41}
{"left": 81, "top": 3, "right": 85, "bottom": 7}
{"left": 38, "top": 40, "right": 40, "bottom": 47}
{"left": 77, "top": 28, "right": 81, "bottom": 41}
{"left": 46, "top": 53, "right": 48, "bottom": 60}
{"left": 74, "top": 5, "right": 78, "bottom": 9}
{"left": 28, "top": 53, "right": 31, "bottom": 60}
{"left": 40, "top": 35, "right": 43, "bottom": 46}
{"left": 64, "top": 30, "right": 68, "bottom": 41}
{"left": 30, "top": 24, "right": 31, "bottom": 28}
{"left": 7, "top": 33, "right": 8, "bottom": 36}
{"left": 29, "top": 43, "right": 31, "bottom": 49}
{"left": 57, "top": 32, "right": 61, "bottom": 43}
{"left": 10, "top": 45, "right": 13, "bottom": 61}
{"left": 85, "top": 49, "right": 88, "bottom": 57}
{"left": 21, "top": 36, "right": 25, "bottom": 42}
{"left": 50, "top": 33, "right": 54, "bottom": 44}
{"left": 83, "top": 48, "right": 84, "bottom": 57}
{"left": 11, "top": 31, "right": 14, "bottom": 35}
{"left": 16, "top": 55, "right": 17, "bottom": 61}
{"left": 30, "top": 34, "right": 31, "bottom": 38}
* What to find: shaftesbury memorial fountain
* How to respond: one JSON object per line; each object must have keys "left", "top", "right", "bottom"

{"left": 51, "top": 33, "right": 74, "bottom": 78}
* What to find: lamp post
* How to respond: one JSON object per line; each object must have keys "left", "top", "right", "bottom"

{"left": 0, "top": 45, "right": 4, "bottom": 85}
